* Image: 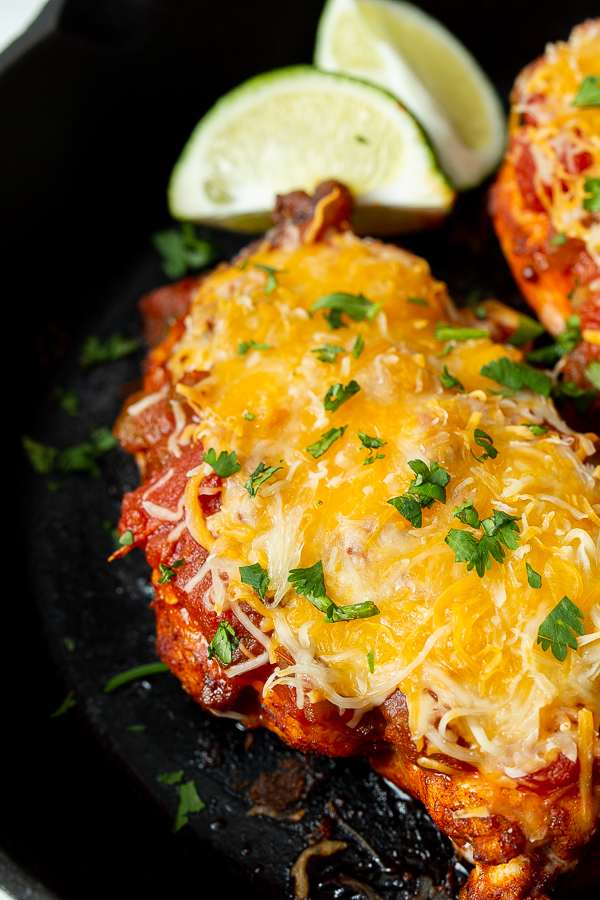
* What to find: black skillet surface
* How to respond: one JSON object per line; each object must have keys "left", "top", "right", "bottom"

{"left": 6, "top": 2, "right": 600, "bottom": 899}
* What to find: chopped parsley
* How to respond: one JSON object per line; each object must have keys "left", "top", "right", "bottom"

{"left": 119, "top": 529, "right": 134, "bottom": 546}
{"left": 537, "top": 596, "right": 584, "bottom": 661}
{"left": 242, "top": 411, "right": 255, "bottom": 421}
{"left": 358, "top": 431, "right": 387, "bottom": 465}
{"left": 63, "top": 637, "right": 75, "bottom": 652}
{"left": 239, "top": 563, "right": 270, "bottom": 600}
{"left": 207, "top": 621, "right": 239, "bottom": 665}
{"left": 434, "top": 324, "right": 490, "bottom": 342}
{"left": 583, "top": 177, "right": 600, "bottom": 213}
{"left": 352, "top": 334, "right": 365, "bottom": 358}
{"left": 508, "top": 314, "right": 546, "bottom": 348}
{"left": 525, "top": 315, "right": 582, "bottom": 366}
{"left": 355, "top": 135, "right": 369, "bottom": 143}
{"left": 288, "top": 560, "right": 379, "bottom": 623}
{"left": 158, "top": 558, "right": 184, "bottom": 584}
{"left": 480, "top": 357, "right": 552, "bottom": 397}
{"left": 585, "top": 360, "right": 600, "bottom": 390}
{"left": 202, "top": 448, "right": 241, "bottom": 477}
{"left": 526, "top": 563, "right": 542, "bottom": 589}
{"left": 311, "top": 293, "right": 382, "bottom": 329}
{"left": 22, "top": 428, "right": 118, "bottom": 478}
{"left": 407, "top": 296, "right": 428, "bottom": 307}
{"left": 438, "top": 366, "right": 465, "bottom": 392}
{"left": 367, "top": 651, "right": 375, "bottom": 673}
{"left": 103, "top": 662, "right": 170, "bottom": 693}
{"left": 152, "top": 222, "right": 216, "bottom": 279}
{"left": 174, "top": 780, "right": 205, "bottom": 833}
{"left": 324, "top": 380, "right": 360, "bottom": 412}
{"left": 22, "top": 435, "right": 57, "bottom": 474}
{"left": 53, "top": 386, "right": 80, "bottom": 416}
{"left": 471, "top": 428, "right": 498, "bottom": 463}
{"left": 551, "top": 380, "right": 598, "bottom": 412}
{"left": 158, "top": 771, "right": 184, "bottom": 785}
{"left": 387, "top": 459, "right": 450, "bottom": 528}
{"left": 306, "top": 426, "right": 347, "bottom": 459}
{"left": 80, "top": 332, "right": 141, "bottom": 368}
{"left": 311, "top": 343, "right": 345, "bottom": 363}
{"left": 244, "top": 461, "right": 282, "bottom": 497}
{"left": 523, "top": 422, "right": 548, "bottom": 435}
{"left": 572, "top": 75, "right": 600, "bottom": 107}
{"left": 438, "top": 343, "right": 454, "bottom": 359}
{"left": 253, "top": 263, "right": 280, "bottom": 294}
{"left": 452, "top": 499, "right": 480, "bottom": 528}
{"left": 237, "top": 339, "right": 270, "bottom": 355}
{"left": 50, "top": 690, "right": 76, "bottom": 718}
{"left": 445, "top": 509, "right": 521, "bottom": 578}
{"left": 549, "top": 232, "right": 567, "bottom": 247}
{"left": 126, "top": 724, "right": 147, "bottom": 733}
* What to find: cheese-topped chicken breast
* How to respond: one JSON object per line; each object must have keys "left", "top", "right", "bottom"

{"left": 114, "top": 183, "right": 600, "bottom": 899}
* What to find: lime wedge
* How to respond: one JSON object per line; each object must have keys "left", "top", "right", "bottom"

{"left": 168, "top": 66, "right": 454, "bottom": 234}
{"left": 315, "top": 0, "right": 506, "bottom": 190}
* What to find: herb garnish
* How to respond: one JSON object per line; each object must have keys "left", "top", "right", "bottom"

{"left": 119, "top": 529, "right": 134, "bottom": 546}
{"left": 152, "top": 222, "right": 216, "bottom": 278}
{"left": 407, "top": 296, "right": 428, "bottom": 306}
{"left": 306, "top": 426, "right": 347, "bottom": 458}
{"left": 572, "top": 75, "right": 600, "bottom": 107}
{"left": 387, "top": 459, "right": 450, "bottom": 528}
{"left": 207, "top": 621, "right": 240, "bottom": 665}
{"left": 174, "top": 780, "right": 205, "bottom": 833}
{"left": 253, "top": 263, "right": 280, "bottom": 294}
{"left": 526, "top": 563, "right": 542, "bottom": 589}
{"left": 452, "top": 499, "right": 480, "bottom": 528}
{"left": 80, "top": 333, "right": 141, "bottom": 368}
{"left": 239, "top": 563, "right": 270, "bottom": 600}
{"left": 324, "top": 380, "right": 360, "bottom": 412}
{"left": 367, "top": 651, "right": 375, "bottom": 673}
{"left": 288, "top": 560, "right": 379, "bottom": 623}
{"left": 158, "top": 771, "right": 184, "bottom": 785}
{"left": 245, "top": 461, "right": 282, "bottom": 497}
{"left": 438, "top": 366, "right": 465, "bottom": 392}
{"left": 583, "top": 177, "right": 600, "bottom": 212}
{"left": 537, "top": 596, "right": 584, "bottom": 661}
{"left": 523, "top": 422, "right": 548, "bottom": 435}
{"left": 311, "top": 293, "right": 382, "bottom": 329}
{"left": 238, "top": 339, "right": 270, "bottom": 355}
{"left": 434, "top": 324, "right": 490, "bottom": 342}
{"left": 126, "top": 724, "right": 146, "bottom": 733}
{"left": 158, "top": 558, "right": 184, "bottom": 584}
{"left": 508, "top": 314, "right": 546, "bottom": 347}
{"left": 53, "top": 386, "right": 80, "bottom": 416}
{"left": 525, "top": 315, "right": 581, "bottom": 366}
{"left": 480, "top": 357, "right": 552, "bottom": 396}
{"left": 471, "top": 428, "right": 498, "bottom": 463}
{"left": 22, "top": 427, "right": 118, "bottom": 478}
{"left": 445, "top": 509, "right": 521, "bottom": 577}
{"left": 202, "top": 448, "right": 241, "bottom": 477}
{"left": 242, "top": 411, "right": 255, "bottom": 421}
{"left": 549, "top": 233, "right": 567, "bottom": 247}
{"left": 352, "top": 334, "right": 365, "bottom": 358}
{"left": 551, "top": 380, "right": 598, "bottom": 412}
{"left": 312, "top": 343, "right": 345, "bottom": 363}
{"left": 585, "top": 360, "right": 600, "bottom": 390}
{"left": 358, "top": 431, "right": 387, "bottom": 465}
{"left": 50, "top": 690, "right": 76, "bottom": 718}
{"left": 104, "top": 662, "right": 170, "bottom": 693}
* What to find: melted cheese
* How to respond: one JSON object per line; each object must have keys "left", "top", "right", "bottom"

{"left": 165, "top": 229, "right": 600, "bottom": 778}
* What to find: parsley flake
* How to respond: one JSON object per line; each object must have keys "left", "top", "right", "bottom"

{"left": 207, "top": 621, "right": 239, "bottom": 665}
{"left": 407, "top": 296, "right": 428, "bottom": 307}
{"left": 312, "top": 343, "right": 345, "bottom": 363}
{"left": 23, "top": 428, "right": 118, "bottom": 478}
{"left": 158, "top": 771, "right": 184, "bottom": 785}
{"left": 585, "top": 360, "right": 600, "bottom": 390}
{"left": 53, "top": 386, "right": 80, "bottom": 416}
{"left": 549, "top": 233, "right": 567, "bottom": 247}
{"left": 152, "top": 222, "right": 216, "bottom": 279}
{"left": 239, "top": 563, "right": 270, "bottom": 600}
{"left": 508, "top": 315, "right": 546, "bottom": 348}
{"left": 253, "top": 263, "right": 280, "bottom": 294}
{"left": 438, "top": 366, "right": 465, "bottom": 392}
{"left": 471, "top": 428, "right": 498, "bottom": 463}
{"left": 526, "top": 563, "right": 542, "bottom": 589}
{"left": 551, "top": 380, "right": 598, "bottom": 412}
{"left": 306, "top": 426, "right": 347, "bottom": 459}
{"left": 237, "top": 339, "right": 270, "bottom": 355}
{"left": 50, "top": 690, "right": 76, "bottom": 718}
{"left": 119, "top": 529, "right": 134, "bottom": 546}
{"left": 80, "top": 332, "right": 141, "bottom": 368}
{"left": 523, "top": 422, "right": 548, "bottom": 435}
{"left": 537, "top": 596, "right": 584, "bottom": 661}
{"left": 158, "top": 558, "right": 184, "bottom": 585}
{"left": 434, "top": 324, "right": 490, "bottom": 342}
{"left": 311, "top": 293, "right": 382, "bottom": 329}
{"left": 104, "top": 662, "right": 169, "bottom": 693}
{"left": 352, "top": 334, "right": 365, "bottom": 358}
{"left": 355, "top": 135, "right": 369, "bottom": 143}
{"left": 445, "top": 510, "right": 521, "bottom": 578}
{"left": 453, "top": 500, "right": 480, "bottom": 528}
{"left": 242, "top": 411, "right": 255, "bottom": 421}
{"left": 572, "top": 75, "right": 600, "bottom": 107}
{"left": 480, "top": 357, "right": 552, "bottom": 397}
{"left": 173, "top": 780, "right": 205, "bottom": 833}
{"left": 288, "top": 560, "right": 379, "bottom": 623}
{"left": 324, "top": 380, "right": 360, "bottom": 412}
{"left": 583, "top": 177, "right": 600, "bottom": 213}
{"left": 244, "top": 461, "right": 282, "bottom": 497}
{"left": 202, "top": 448, "right": 241, "bottom": 477}
{"left": 126, "top": 724, "right": 147, "bottom": 733}
{"left": 388, "top": 459, "right": 450, "bottom": 528}
{"left": 367, "top": 651, "right": 375, "bottom": 673}
{"left": 526, "top": 315, "right": 581, "bottom": 366}
{"left": 22, "top": 435, "right": 57, "bottom": 474}
{"left": 358, "top": 431, "right": 387, "bottom": 465}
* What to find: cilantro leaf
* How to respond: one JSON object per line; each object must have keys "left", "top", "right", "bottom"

{"left": 158, "top": 771, "right": 184, "bottom": 785}
{"left": 481, "top": 510, "right": 521, "bottom": 551}
{"left": 80, "top": 332, "right": 141, "bottom": 368}
{"left": 407, "top": 296, "right": 428, "bottom": 306}
{"left": 207, "top": 621, "right": 239, "bottom": 665}
{"left": 551, "top": 380, "right": 598, "bottom": 412}
{"left": 526, "top": 563, "right": 542, "bottom": 589}
{"left": 125, "top": 724, "right": 146, "bottom": 733}
{"left": 242, "top": 411, "right": 255, "bottom": 421}
{"left": 22, "top": 435, "right": 57, "bottom": 474}
{"left": 585, "top": 360, "right": 600, "bottom": 390}
{"left": 53, "top": 427, "right": 118, "bottom": 477}
{"left": 508, "top": 315, "right": 546, "bottom": 348}
{"left": 549, "top": 233, "right": 567, "bottom": 247}
{"left": 367, "top": 651, "right": 375, "bottom": 673}
{"left": 583, "top": 177, "right": 600, "bottom": 213}
{"left": 245, "top": 461, "right": 282, "bottom": 497}
{"left": 53, "top": 386, "right": 80, "bottom": 416}
{"left": 203, "top": 448, "right": 241, "bottom": 477}
{"left": 158, "top": 558, "right": 184, "bottom": 585}
{"left": 407, "top": 459, "right": 450, "bottom": 507}
{"left": 445, "top": 529, "right": 482, "bottom": 571}
{"left": 438, "top": 366, "right": 465, "bottom": 392}
{"left": 104, "top": 662, "right": 169, "bottom": 692}
{"left": 434, "top": 324, "right": 490, "bottom": 342}
{"left": 152, "top": 222, "right": 216, "bottom": 279}
{"left": 253, "top": 263, "right": 280, "bottom": 294}
{"left": 387, "top": 494, "right": 423, "bottom": 528}
{"left": 306, "top": 426, "right": 347, "bottom": 458}
{"left": 174, "top": 780, "right": 205, "bottom": 833}
{"left": 358, "top": 431, "right": 387, "bottom": 450}
{"left": 238, "top": 339, "right": 270, "bottom": 355}
{"left": 324, "top": 380, "right": 360, "bottom": 412}
{"left": 239, "top": 563, "right": 270, "bottom": 600}
{"left": 453, "top": 500, "right": 480, "bottom": 528}
{"left": 311, "top": 293, "right": 382, "bottom": 328}
{"left": 50, "top": 690, "right": 76, "bottom": 718}
{"left": 288, "top": 560, "right": 378, "bottom": 623}
{"left": 445, "top": 510, "right": 521, "bottom": 577}
{"left": 119, "top": 529, "right": 134, "bottom": 546}
{"left": 480, "top": 357, "right": 552, "bottom": 396}
{"left": 526, "top": 316, "right": 581, "bottom": 367}
{"left": 523, "top": 421, "right": 548, "bottom": 435}
{"left": 471, "top": 428, "right": 498, "bottom": 463}
{"left": 352, "top": 334, "right": 365, "bottom": 358}
{"left": 311, "top": 343, "right": 345, "bottom": 363}
{"left": 537, "top": 596, "right": 584, "bottom": 661}
{"left": 573, "top": 75, "right": 600, "bottom": 107}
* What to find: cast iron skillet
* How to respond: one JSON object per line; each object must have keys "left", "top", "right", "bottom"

{"left": 6, "top": 2, "right": 599, "bottom": 898}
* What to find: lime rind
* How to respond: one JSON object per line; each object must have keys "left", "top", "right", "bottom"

{"left": 168, "top": 65, "right": 454, "bottom": 234}
{"left": 314, "top": 0, "right": 506, "bottom": 190}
